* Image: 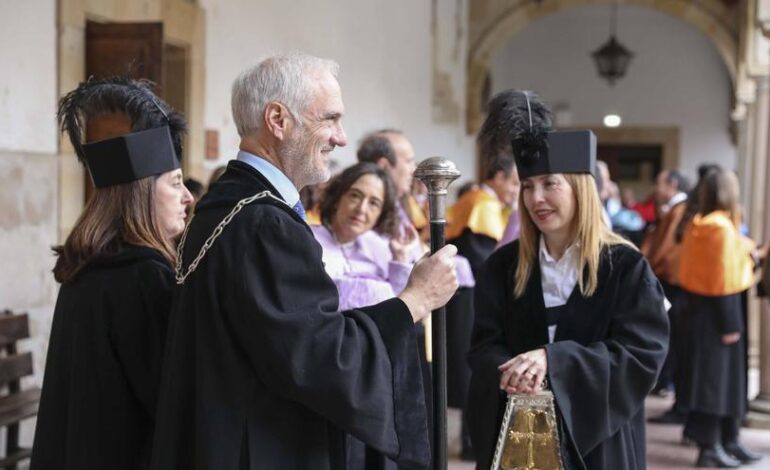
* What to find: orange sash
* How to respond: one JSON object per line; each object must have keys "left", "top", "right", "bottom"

{"left": 678, "top": 211, "right": 754, "bottom": 296}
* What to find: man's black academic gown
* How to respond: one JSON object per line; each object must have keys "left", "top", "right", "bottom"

{"left": 150, "top": 160, "right": 430, "bottom": 470}
{"left": 467, "top": 241, "right": 669, "bottom": 470}
{"left": 31, "top": 245, "right": 174, "bottom": 470}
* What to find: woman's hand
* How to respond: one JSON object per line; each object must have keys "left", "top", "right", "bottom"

{"left": 721, "top": 332, "right": 740, "bottom": 345}
{"left": 389, "top": 224, "right": 418, "bottom": 263}
{"left": 498, "top": 348, "right": 548, "bottom": 395}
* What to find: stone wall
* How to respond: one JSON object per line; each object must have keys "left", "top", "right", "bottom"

{"left": 0, "top": 0, "right": 59, "bottom": 399}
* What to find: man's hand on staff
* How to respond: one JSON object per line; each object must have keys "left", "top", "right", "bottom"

{"left": 398, "top": 244, "right": 459, "bottom": 323}
{"left": 498, "top": 348, "right": 548, "bottom": 395}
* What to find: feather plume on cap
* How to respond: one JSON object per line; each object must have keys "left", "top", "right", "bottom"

{"left": 57, "top": 76, "right": 187, "bottom": 165}
{"left": 477, "top": 90, "right": 552, "bottom": 165}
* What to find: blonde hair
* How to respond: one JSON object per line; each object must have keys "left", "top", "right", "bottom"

{"left": 514, "top": 173, "right": 635, "bottom": 298}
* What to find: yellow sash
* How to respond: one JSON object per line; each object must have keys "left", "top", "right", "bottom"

{"left": 446, "top": 189, "right": 508, "bottom": 242}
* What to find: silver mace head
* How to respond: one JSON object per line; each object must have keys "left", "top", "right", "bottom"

{"left": 414, "top": 157, "right": 461, "bottom": 223}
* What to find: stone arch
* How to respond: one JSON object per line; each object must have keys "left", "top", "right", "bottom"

{"left": 467, "top": 0, "right": 738, "bottom": 133}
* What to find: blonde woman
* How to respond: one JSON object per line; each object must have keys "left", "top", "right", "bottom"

{"left": 467, "top": 91, "right": 669, "bottom": 469}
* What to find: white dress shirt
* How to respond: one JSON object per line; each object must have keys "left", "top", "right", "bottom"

{"left": 236, "top": 150, "right": 300, "bottom": 208}
{"left": 539, "top": 237, "right": 580, "bottom": 343}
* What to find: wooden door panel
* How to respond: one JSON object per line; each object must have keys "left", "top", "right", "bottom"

{"left": 83, "top": 21, "right": 164, "bottom": 201}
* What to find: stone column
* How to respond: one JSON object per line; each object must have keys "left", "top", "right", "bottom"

{"left": 747, "top": 77, "right": 770, "bottom": 428}
{"left": 747, "top": 0, "right": 770, "bottom": 430}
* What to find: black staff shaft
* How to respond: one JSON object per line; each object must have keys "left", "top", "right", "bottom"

{"left": 429, "top": 221, "right": 448, "bottom": 470}
{"left": 430, "top": 221, "right": 447, "bottom": 470}
{"left": 413, "top": 156, "right": 459, "bottom": 470}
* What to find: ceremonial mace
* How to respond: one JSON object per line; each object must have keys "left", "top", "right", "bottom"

{"left": 414, "top": 157, "right": 460, "bottom": 470}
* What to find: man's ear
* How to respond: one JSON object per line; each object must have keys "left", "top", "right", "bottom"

{"left": 264, "top": 102, "right": 291, "bottom": 140}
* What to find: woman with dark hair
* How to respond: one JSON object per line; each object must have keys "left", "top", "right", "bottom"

{"left": 312, "top": 162, "right": 416, "bottom": 310}
{"left": 678, "top": 168, "right": 763, "bottom": 467}
{"left": 31, "top": 77, "right": 193, "bottom": 470}
{"left": 467, "top": 91, "right": 669, "bottom": 469}
{"left": 312, "top": 162, "right": 422, "bottom": 470}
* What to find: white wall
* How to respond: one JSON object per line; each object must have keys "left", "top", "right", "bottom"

{"left": 0, "top": 0, "right": 57, "bottom": 153}
{"left": 200, "top": 0, "right": 477, "bottom": 187}
{"left": 490, "top": 4, "right": 736, "bottom": 181}
{"left": 0, "top": 0, "right": 59, "bottom": 331}
{"left": 0, "top": 0, "right": 59, "bottom": 445}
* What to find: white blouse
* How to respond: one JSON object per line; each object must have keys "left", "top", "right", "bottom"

{"left": 539, "top": 237, "right": 580, "bottom": 343}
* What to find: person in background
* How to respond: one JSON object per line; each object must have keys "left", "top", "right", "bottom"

{"left": 624, "top": 188, "right": 657, "bottom": 226}
{"left": 643, "top": 169, "right": 690, "bottom": 423}
{"left": 674, "top": 163, "right": 723, "bottom": 244}
{"left": 312, "top": 162, "right": 421, "bottom": 468}
{"left": 455, "top": 181, "right": 479, "bottom": 200}
{"left": 31, "top": 77, "right": 193, "bottom": 470}
{"left": 677, "top": 168, "right": 763, "bottom": 468}
{"left": 596, "top": 161, "right": 645, "bottom": 245}
{"left": 446, "top": 155, "right": 520, "bottom": 272}
{"left": 312, "top": 162, "right": 415, "bottom": 310}
{"left": 357, "top": 129, "right": 428, "bottom": 237}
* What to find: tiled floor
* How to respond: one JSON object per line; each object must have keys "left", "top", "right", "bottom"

{"left": 447, "top": 396, "right": 770, "bottom": 469}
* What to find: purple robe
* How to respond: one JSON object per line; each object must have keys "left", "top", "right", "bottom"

{"left": 312, "top": 225, "right": 412, "bottom": 310}
{"left": 394, "top": 201, "right": 475, "bottom": 288}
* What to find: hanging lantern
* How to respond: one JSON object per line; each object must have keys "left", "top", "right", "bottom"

{"left": 591, "top": 2, "right": 634, "bottom": 86}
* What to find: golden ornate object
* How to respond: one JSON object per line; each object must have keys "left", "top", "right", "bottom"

{"left": 490, "top": 391, "right": 564, "bottom": 470}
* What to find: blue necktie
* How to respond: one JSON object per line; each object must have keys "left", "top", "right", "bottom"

{"left": 292, "top": 201, "right": 306, "bottom": 221}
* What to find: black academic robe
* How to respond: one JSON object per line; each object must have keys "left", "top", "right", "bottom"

{"left": 31, "top": 245, "right": 174, "bottom": 470}
{"left": 150, "top": 160, "right": 429, "bottom": 470}
{"left": 677, "top": 291, "right": 745, "bottom": 417}
{"left": 446, "top": 213, "right": 499, "bottom": 408}
{"left": 467, "top": 241, "right": 669, "bottom": 470}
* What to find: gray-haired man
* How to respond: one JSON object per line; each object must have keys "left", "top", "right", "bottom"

{"left": 150, "top": 53, "right": 457, "bottom": 469}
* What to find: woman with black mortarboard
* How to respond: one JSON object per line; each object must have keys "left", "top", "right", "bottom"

{"left": 30, "top": 77, "right": 193, "bottom": 470}
{"left": 466, "top": 90, "right": 669, "bottom": 469}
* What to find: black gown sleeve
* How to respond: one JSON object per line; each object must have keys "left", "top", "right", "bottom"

{"left": 108, "top": 260, "right": 174, "bottom": 418}
{"left": 226, "top": 208, "right": 429, "bottom": 468}
{"left": 545, "top": 252, "right": 669, "bottom": 457}
{"left": 466, "top": 245, "right": 514, "bottom": 468}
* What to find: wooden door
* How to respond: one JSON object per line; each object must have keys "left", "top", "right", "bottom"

{"left": 83, "top": 21, "right": 164, "bottom": 201}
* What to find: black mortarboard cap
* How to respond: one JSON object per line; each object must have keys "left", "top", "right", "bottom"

{"left": 82, "top": 126, "right": 180, "bottom": 188}
{"left": 513, "top": 130, "right": 596, "bottom": 180}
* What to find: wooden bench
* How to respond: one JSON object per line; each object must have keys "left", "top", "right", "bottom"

{"left": 0, "top": 310, "right": 41, "bottom": 470}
